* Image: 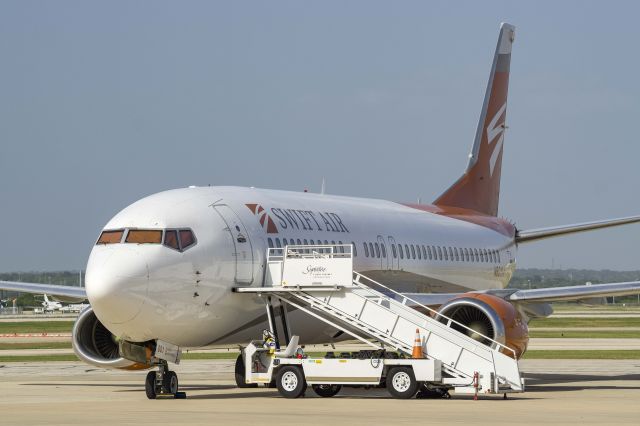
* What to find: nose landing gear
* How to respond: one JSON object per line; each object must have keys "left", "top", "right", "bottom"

{"left": 145, "top": 361, "right": 186, "bottom": 399}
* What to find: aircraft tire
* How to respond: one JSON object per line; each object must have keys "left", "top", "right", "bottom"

{"left": 145, "top": 371, "right": 157, "bottom": 399}
{"left": 312, "top": 384, "right": 342, "bottom": 397}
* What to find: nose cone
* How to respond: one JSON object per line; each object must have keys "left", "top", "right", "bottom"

{"left": 85, "top": 246, "right": 149, "bottom": 325}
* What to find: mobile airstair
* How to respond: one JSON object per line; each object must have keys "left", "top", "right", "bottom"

{"left": 233, "top": 245, "right": 524, "bottom": 396}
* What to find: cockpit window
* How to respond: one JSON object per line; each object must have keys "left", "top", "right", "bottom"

{"left": 163, "top": 230, "right": 179, "bottom": 250}
{"left": 97, "top": 230, "right": 124, "bottom": 244}
{"left": 126, "top": 230, "right": 162, "bottom": 244}
{"left": 179, "top": 230, "right": 195, "bottom": 250}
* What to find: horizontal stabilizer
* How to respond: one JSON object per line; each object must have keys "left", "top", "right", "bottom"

{"left": 0, "top": 281, "right": 86, "bottom": 301}
{"left": 516, "top": 215, "right": 640, "bottom": 243}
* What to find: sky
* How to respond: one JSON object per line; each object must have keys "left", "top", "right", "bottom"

{"left": 1, "top": 1, "right": 639, "bottom": 272}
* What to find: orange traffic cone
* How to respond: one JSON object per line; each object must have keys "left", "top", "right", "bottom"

{"left": 411, "top": 328, "right": 423, "bottom": 359}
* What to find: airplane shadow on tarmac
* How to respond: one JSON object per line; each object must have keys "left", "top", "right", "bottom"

{"left": 524, "top": 372, "right": 640, "bottom": 392}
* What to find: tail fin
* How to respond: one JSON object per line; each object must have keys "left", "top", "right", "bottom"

{"left": 433, "top": 23, "right": 515, "bottom": 216}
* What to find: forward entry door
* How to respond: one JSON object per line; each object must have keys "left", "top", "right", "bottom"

{"left": 212, "top": 205, "right": 254, "bottom": 284}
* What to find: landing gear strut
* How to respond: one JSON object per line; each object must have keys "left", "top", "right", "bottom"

{"left": 145, "top": 361, "right": 185, "bottom": 399}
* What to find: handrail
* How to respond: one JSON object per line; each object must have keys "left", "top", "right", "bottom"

{"left": 353, "top": 271, "right": 518, "bottom": 359}
{"left": 267, "top": 244, "right": 353, "bottom": 261}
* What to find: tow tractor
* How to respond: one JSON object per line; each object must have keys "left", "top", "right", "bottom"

{"left": 243, "top": 335, "right": 443, "bottom": 399}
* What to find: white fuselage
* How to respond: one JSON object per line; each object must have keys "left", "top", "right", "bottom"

{"left": 85, "top": 186, "right": 517, "bottom": 348}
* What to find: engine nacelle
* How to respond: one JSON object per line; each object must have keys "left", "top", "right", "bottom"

{"left": 72, "top": 307, "right": 151, "bottom": 370}
{"left": 437, "top": 293, "right": 529, "bottom": 358}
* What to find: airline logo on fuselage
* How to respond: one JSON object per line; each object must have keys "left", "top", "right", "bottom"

{"left": 245, "top": 204, "right": 349, "bottom": 234}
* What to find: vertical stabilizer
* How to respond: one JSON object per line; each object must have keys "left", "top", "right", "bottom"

{"left": 433, "top": 23, "right": 515, "bottom": 216}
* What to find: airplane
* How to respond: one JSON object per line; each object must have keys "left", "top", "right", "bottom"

{"left": 2, "top": 22, "right": 640, "bottom": 398}
{"left": 40, "top": 294, "right": 63, "bottom": 313}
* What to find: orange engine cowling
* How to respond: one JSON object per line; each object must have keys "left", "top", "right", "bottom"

{"left": 72, "top": 307, "right": 152, "bottom": 370}
{"left": 436, "top": 293, "right": 529, "bottom": 358}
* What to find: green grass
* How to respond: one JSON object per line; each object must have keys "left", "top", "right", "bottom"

{"left": 528, "top": 330, "right": 640, "bottom": 339}
{"left": 529, "top": 317, "right": 640, "bottom": 328}
{"left": 0, "top": 354, "right": 79, "bottom": 362}
{"left": 0, "top": 342, "right": 72, "bottom": 350}
{"left": 521, "top": 350, "right": 640, "bottom": 360}
{"left": 0, "top": 321, "right": 74, "bottom": 334}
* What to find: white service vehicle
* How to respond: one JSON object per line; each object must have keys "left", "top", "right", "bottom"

{"left": 243, "top": 336, "right": 442, "bottom": 399}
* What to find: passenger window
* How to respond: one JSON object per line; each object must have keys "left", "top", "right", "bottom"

{"left": 448, "top": 247, "right": 454, "bottom": 261}
{"left": 437, "top": 246, "right": 443, "bottom": 260}
{"left": 324, "top": 240, "right": 329, "bottom": 245}
{"left": 443, "top": 247, "right": 448, "bottom": 261}
{"left": 417, "top": 245, "right": 422, "bottom": 260}
{"left": 421, "top": 245, "right": 427, "bottom": 260}
{"left": 267, "top": 238, "right": 274, "bottom": 248}
{"left": 164, "top": 230, "right": 179, "bottom": 250}
{"left": 97, "top": 230, "right": 124, "bottom": 245}
{"left": 275, "top": 238, "right": 282, "bottom": 248}
{"left": 296, "top": 239, "right": 302, "bottom": 245}
{"left": 381, "top": 243, "right": 387, "bottom": 258}
{"left": 303, "top": 239, "right": 308, "bottom": 245}
{"left": 427, "top": 246, "right": 432, "bottom": 260}
{"left": 398, "top": 244, "right": 404, "bottom": 259}
{"left": 391, "top": 244, "right": 397, "bottom": 258}
{"left": 497, "top": 251, "right": 501, "bottom": 263}
{"left": 454, "top": 247, "right": 459, "bottom": 261}
{"left": 126, "top": 230, "right": 162, "bottom": 244}
{"left": 374, "top": 242, "right": 380, "bottom": 258}
{"left": 363, "top": 242, "right": 369, "bottom": 257}
{"left": 369, "top": 242, "right": 375, "bottom": 258}
{"left": 410, "top": 245, "right": 416, "bottom": 259}
{"left": 404, "top": 245, "right": 410, "bottom": 259}
{"left": 351, "top": 242, "right": 357, "bottom": 257}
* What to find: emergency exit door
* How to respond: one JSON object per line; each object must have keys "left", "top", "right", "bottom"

{"left": 212, "top": 205, "right": 254, "bottom": 284}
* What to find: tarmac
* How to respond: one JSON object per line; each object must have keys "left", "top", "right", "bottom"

{"left": 0, "top": 359, "right": 638, "bottom": 425}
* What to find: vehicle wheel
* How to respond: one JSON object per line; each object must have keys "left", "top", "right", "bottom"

{"left": 386, "top": 367, "right": 419, "bottom": 399}
{"left": 162, "top": 371, "right": 178, "bottom": 394}
{"left": 312, "top": 384, "right": 342, "bottom": 397}
{"left": 276, "top": 366, "right": 306, "bottom": 398}
{"left": 145, "top": 371, "right": 157, "bottom": 399}
{"left": 235, "top": 354, "right": 258, "bottom": 388}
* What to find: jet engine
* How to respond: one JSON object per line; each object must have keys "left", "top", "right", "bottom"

{"left": 72, "top": 307, "right": 150, "bottom": 370}
{"left": 436, "top": 293, "right": 529, "bottom": 358}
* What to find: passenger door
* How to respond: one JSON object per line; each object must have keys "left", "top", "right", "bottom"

{"left": 212, "top": 205, "right": 254, "bottom": 284}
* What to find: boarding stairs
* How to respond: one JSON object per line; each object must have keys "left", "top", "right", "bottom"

{"left": 233, "top": 245, "right": 524, "bottom": 394}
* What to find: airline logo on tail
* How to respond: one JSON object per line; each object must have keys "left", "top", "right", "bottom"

{"left": 487, "top": 102, "right": 507, "bottom": 177}
{"left": 245, "top": 204, "right": 279, "bottom": 234}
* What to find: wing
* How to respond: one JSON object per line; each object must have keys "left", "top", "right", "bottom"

{"left": 402, "top": 281, "right": 640, "bottom": 311}
{"left": 506, "top": 281, "right": 640, "bottom": 302}
{"left": 516, "top": 215, "right": 640, "bottom": 243}
{"left": 0, "top": 280, "right": 86, "bottom": 301}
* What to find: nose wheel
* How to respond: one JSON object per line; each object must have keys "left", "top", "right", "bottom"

{"left": 145, "top": 362, "right": 185, "bottom": 399}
